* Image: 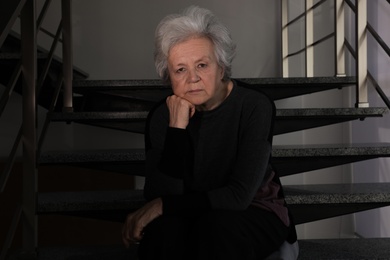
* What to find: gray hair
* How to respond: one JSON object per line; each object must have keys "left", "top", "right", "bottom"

{"left": 154, "top": 6, "right": 236, "bottom": 82}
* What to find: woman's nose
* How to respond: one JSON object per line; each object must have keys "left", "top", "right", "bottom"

{"left": 188, "top": 68, "right": 200, "bottom": 83}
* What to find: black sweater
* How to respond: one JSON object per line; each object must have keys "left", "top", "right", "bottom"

{"left": 144, "top": 81, "right": 287, "bottom": 224}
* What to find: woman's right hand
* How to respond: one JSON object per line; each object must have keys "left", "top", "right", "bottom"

{"left": 122, "top": 198, "right": 163, "bottom": 248}
{"left": 166, "top": 95, "right": 195, "bottom": 129}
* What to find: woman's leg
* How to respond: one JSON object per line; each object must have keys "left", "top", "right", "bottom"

{"left": 195, "top": 206, "right": 290, "bottom": 260}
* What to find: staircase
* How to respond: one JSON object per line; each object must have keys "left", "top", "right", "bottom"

{"left": 2, "top": 1, "right": 390, "bottom": 259}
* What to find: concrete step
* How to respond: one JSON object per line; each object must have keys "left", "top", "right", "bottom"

{"left": 39, "top": 143, "right": 390, "bottom": 177}
{"left": 7, "top": 238, "right": 390, "bottom": 259}
{"left": 37, "top": 183, "right": 390, "bottom": 225}
{"left": 47, "top": 107, "right": 388, "bottom": 135}
{"left": 272, "top": 142, "right": 390, "bottom": 176}
{"left": 72, "top": 76, "right": 356, "bottom": 101}
{"left": 7, "top": 245, "right": 137, "bottom": 260}
{"left": 298, "top": 238, "right": 390, "bottom": 259}
{"left": 284, "top": 183, "right": 390, "bottom": 224}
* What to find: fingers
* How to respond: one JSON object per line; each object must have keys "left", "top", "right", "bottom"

{"left": 122, "top": 213, "right": 144, "bottom": 247}
{"left": 121, "top": 199, "right": 163, "bottom": 248}
{"left": 166, "top": 95, "right": 195, "bottom": 129}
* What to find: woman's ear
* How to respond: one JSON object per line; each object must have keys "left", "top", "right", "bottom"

{"left": 220, "top": 66, "right": 225, "bottom": 80}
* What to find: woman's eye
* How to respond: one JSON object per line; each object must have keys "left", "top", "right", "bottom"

{"left": 198, "top": 63, "right": 207, "bottom": 68}
{"left": 176, "top": 68, "right": 185, "bottom": 73}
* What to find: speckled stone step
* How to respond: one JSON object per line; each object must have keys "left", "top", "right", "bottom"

{"left": 47, "top": 107, "right": 387, "bottom": 135}
{"left": 274, "top": 107, "right": 387, "bottom": 134}
{"left": 298, "top": 238, "right": 390, "bottom": 259}
{"left": 7, "top": 245, "right": 138, "bottom": 260}
{"left": 49, "top": 108, "right": 386, "bottom": 121}
{"left": 272, "top": 143, "right": 390, "bottom": 176}
{"left": 8, "top": 238, "right": 390, "bottom": 259}
{"left": 37, "top": 189, "right": 145, "bottom": 214}
{"left": 284, "top": 183, "right": 390, "bottom": 224}
{"left": 39, "top": 143, "right": 390, "bottom": 176}
{"left": 38, "top": 149, "right": 146, "bottom": 175}
{"left": 72, "top": 76, "right": 356, "bottom": 101}
{"left": 37, "top": 183, "right": 390, "bottom": 225}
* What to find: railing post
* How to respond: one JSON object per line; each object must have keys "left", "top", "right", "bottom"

{"left": 282, "top": 0, "right": 289, "bottom": 77}
{"left": 335, "top": 0, "right": 346, "bottom": 77}
{"left": 356, "top": 0, "right": 369, "bottom": 107}
{"left": 305, "top": 0, "right": 314, "bottom": 77}
{"left": 20, "top": 0, "right": 38, "bottom": 257}
{"left": 62, "top": 0, "right": 73, "bottom": 112}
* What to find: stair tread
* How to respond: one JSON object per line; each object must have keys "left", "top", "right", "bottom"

{"left": 38, "top": 189, "right": 145, "bottom": 213}
{"left": 37, "top": 183, "right": 390, "bottom": 213}
{"left": 73, "top": 76, "right": 356, "bottom": 89}
{"left": 276, "top": 107, "right": 387, "bottom": 117}
{"left": 273, "top": 142, "right": 390, "bottom": 157}
{"left": 8, "top": 245, "right": 137, "bottom": 260}
{"left": 48, "top": 111, "right": 149, "bottom": 121}
{"left": 284, "top": 183, "right": 390, "bottom": 205}
{"left": 9, "top": 238, "right": 390, "bottom": 259}
{"left": 39, "top": 149, "right": 145, "bottom": 164}
{"left": 73, "top": 79, "right": 170, "bottom": 89}
{"left": 39, "top": 143, "right": 390, "bottom": 164}
{"left": 298, "top": 238, "right": 390, "bottom": 259}
{"left": 71, "top": 77, "right": 357, "bottom": 101}
{"left": 237, "top": 76, "right": 356, "bottom": 85}
{"left": 48, "top": 107, "right": 387, "bottom": 121}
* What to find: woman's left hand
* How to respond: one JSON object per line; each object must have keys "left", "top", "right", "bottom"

{"left": 122, "top": 198, "right": 163, "bottom": 247}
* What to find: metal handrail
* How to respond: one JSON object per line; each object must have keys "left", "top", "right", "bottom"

{"left": 0, "top": 0, "right": 27, "bottom": 48}
{"left": 286, "top": 32, "right": 334, "bottom": 58}
{"left": 0, "top": 61, "right": 22, "bottom": 118}
{"left": 367, "top": 23, "right": 390, "bottom": 58}
{"left": 368, "top": 71, "right": 390, "bottom": 110}
{"left": 0, "top": 6, "right": 64, "bottom": 194}
{"left": 344, "top": 0, "right": 356, "bottom": 12}
{"left": 284, "top": 0, "right": 327, "bottom": 28}
{"left": 0, "top": 205, "right": 23, "bottom": 260}
{"left": 342, "top": 0, "right": 389, "bottom": 108}
{"left": 40, "top": 27, "right": 63, "bottom": 43}
{"left": 0, "top": 128, "right": 22, "bottom": 193}
{"left": 37, "top": 0, "right": 52, "bottom": 29}
{"left": 344, "top": 37, "right": 356, "bottom": 59}
{"left": 36, "top": 20, "right": 63, "bottom": 94}
{"left": 0, "top": 21, "right": 63, "bottom": 192}
{"left": 38, "top": 72, "right": 63, "bottom": 156}
{"left": 282, "top": 0, "right": 329, "bottom": 77}
{"left": 0, "top": 0, "right": 65, "bottom": 257}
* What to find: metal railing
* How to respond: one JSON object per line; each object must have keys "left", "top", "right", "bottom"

{"left": 0, "top": 0, "right": 69, "bottom": 258}
{"left": 281, "top": 0, "right": 331, "bottom": 78}
{"left": 282, "top": 0, "right": 390, "bottom": 109}
{"left": 343, "top": 0, "right": 390, "bottom": 108}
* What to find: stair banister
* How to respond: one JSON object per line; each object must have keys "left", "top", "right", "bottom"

{"left": 20, "top": 0, "right": 38, "bottom": 256}
{"left": 62, "top": 0, "right": 73, "bottom": 112}
{"left": 0, "top": 0, "right": 27, "bottom": 48}
{"left": 355, "top": 0, "right": 369, "bottom": 108}
{"left": 335, "top": 0, "right": 346, "bottom": 77}
{"left": 282, "top": 0, "right": 289, "bottom": 77}
{"left": 305, "top": 0, "right": 314, "bottom": 77}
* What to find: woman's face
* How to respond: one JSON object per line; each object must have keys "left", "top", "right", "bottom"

{"left": 167, "top": 37, "right": 229, "bottom": 111}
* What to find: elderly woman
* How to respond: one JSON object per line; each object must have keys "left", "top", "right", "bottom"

{"left": 122, "top": 6, "right": 297, "bottom": 260}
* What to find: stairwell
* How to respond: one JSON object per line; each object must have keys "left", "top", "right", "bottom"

{"left": 1, "top": 1, "right": 390, "bottom": 259}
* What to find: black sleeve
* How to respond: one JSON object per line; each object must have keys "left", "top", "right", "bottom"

{"left": 158, "top": 127, "right": 193, "bottom": 179}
